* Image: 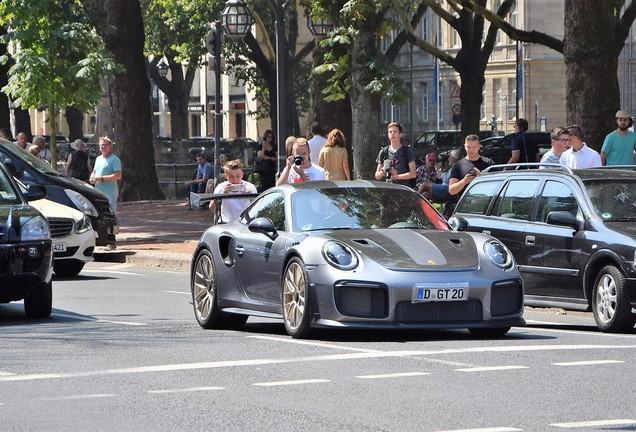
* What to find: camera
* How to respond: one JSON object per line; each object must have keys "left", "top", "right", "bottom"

{"left": 294, "top": 155, "right": 303, "bottom": 166}
{"left": 382, "top": 159, "right": 392, "bottom": 178}
{"left": 468, "top": 168, "right": 477, "bottom": 177}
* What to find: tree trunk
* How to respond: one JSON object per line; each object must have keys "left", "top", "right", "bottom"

{"left": 0, "top": 35, "right": 11, "bottom": 132}
{"left": 564, "top": 0, "right": 620, "bottom": 151}
{"left": 13, "top": 108, "right": 32, "bottom": 141}
{"left": 93, "top": 0, "right": 164, "bottom": 201}
{"left": 308, "top": 47, "right": 352, "bottom": 172}
{"left": 48, "top": 102, "right": 58, "bottom": 168}
{"left": 151, "top": 61, "right": 194, "bottom": 140}
{"left": 350, "top": 28, "right": 381, "bottom": 180}
{"left": 66, "top": 106, "right": 85, "bottom": 141}
{"left": 457, "top": 52, "right": 486, "bottom": 138}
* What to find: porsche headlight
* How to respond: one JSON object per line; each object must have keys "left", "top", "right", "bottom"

{"left": 65, "top": 189, "right": 99, "bottom": 217}
{"left": 21, "top": 216, "right": 51, "bottom": 241}
{"left": 322, "top": 241, "right": 358, "bottom": 270}
{"left": 75, "top": 215, "right": 93, "bottom": 234}
{"left": 484, "top": 240, "right": 513, "bottom": 269}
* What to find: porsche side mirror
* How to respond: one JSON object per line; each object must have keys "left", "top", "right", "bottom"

{"left": 248, "top": 217, "right": 278, "bottom": 240}
{"left": 448, "top": 216, "right": 469, "bottom": 232}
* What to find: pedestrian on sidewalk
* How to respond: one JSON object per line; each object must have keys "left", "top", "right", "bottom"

{"left": 90, "top": 136, "right": 122, "bottom": 213}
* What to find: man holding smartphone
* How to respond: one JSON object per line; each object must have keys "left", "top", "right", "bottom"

{"left": 448, "top": 134, "right": 494, "bottom": 199}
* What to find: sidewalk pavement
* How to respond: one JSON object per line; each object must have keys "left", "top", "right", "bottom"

{"left": 93, "top": 200, "right": 214, "bottom": 271}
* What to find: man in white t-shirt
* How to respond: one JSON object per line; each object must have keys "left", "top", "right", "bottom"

{"left": 209, "top": 159, "right": 257, "bottom": 223}
{"left": 559, "top": 125, "right": 601, "bottom": 169}
{"left": 276, "top": 138, "right": 326, "bottom": 185}
{"left": 307, "top": 122, "right": 327, "bottom": 164}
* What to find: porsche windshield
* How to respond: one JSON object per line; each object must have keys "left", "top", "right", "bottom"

{"left": 291, "top": 187, "right": 448, "bottom": 231}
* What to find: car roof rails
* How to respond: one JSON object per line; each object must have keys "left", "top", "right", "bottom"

{"left": 482, "top": 163, "right": 574, "bottom": 174}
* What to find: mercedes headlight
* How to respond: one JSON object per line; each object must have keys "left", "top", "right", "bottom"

{"left": 322, "top": 241, "right": 359, "bottom": 270}
{"left": 21, "top": 216, "right": 51, "bottom": 241}
{"left": 65, "top": 189, "right": 99, "bottom": 217}
{"left": 484, "top": 240, "right": 513, "bottom": 269}
{"left": 75, "top": 215, "right": 93, "bottom": 234}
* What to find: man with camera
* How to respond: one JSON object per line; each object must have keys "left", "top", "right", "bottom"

{"left": 601, "top": 110, "right": 636, "bottom": 166}
{"left": 276, "top": 138, "right": 326, "bottom": 185}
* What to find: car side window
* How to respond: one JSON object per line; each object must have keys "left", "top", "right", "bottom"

{"left": 243, "top": 192, "right": 285, "bottom": 231}
{"left": 456, "top": 180, "right": 501, "bottom": 215}
{"left": 537, "top": 181, "right": 579, "bottom": 223}
{"left": 492, "top": 180, "right": 538, "bottom": 220}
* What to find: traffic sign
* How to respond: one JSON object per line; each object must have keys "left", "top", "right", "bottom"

{"left": 451, "top": 104, "right": 462, "bottom": 115}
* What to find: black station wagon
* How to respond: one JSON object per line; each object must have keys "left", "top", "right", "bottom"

{"left": 450, "top": 164, "right": 636, "bottom": 333}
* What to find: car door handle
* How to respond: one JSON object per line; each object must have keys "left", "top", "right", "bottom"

{"left": 482, "top": 230, "right": 491, "bottom": 236}
{"left": 235, "top": 245, "right": 245, "bottom": 256}
{"left": 525, "top": 235, "right": 535, "bottom": 246}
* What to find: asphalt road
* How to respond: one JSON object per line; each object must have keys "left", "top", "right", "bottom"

{"left": 2, "top": 261, "right": 636, "bottom": 432}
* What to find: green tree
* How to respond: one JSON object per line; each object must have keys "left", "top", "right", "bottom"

{"left": 393, "top": 0, "right": 515, "bottom": 138}
{"left": 306, "top": 0, "right": 425, "bottom": 179}
{"left": 466, "top": 0, "right": 636, "bottom": 151}
{"left": 0, "top": 0, "right": 119, "bottom": 166}
{"left": 142, "top": 0, "right": 222, "bottom": 140}
{"left": 85, "top": 0, "right": 165, "bottom": 201}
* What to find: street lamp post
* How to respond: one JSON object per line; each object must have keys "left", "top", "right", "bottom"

{"left": 222, "top": 1, "right": 331, "bottom": 175}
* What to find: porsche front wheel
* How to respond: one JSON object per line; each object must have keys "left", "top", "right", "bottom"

{"left": 282, "top": 257, "right": 312, "bottom": 338}
{"left": 192, "top": 249, "right": 247, "bottom": 329}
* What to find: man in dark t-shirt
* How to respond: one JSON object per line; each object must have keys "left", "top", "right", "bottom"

{"left": 448, "top": 134, "right": 494, "bottom": 199}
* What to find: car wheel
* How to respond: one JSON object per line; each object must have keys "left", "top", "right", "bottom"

{"left": 282, "top": 257, "right": 312, "bottom": 339}
{"left": 53, "top": 261, "right": 85, "bottom": 277}
{"left": 191, "top": 249, "right": 247, "bottom": 329}
{"left": 592, "top": 265, "right": 633, "bottom": 333}
{"left": 468, "top": 327, "right": 510, "bottom": 338}
{"left": 24, "top": 281, "right": 52, "bottom": 318}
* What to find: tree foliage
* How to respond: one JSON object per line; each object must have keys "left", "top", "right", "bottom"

{"left": 142, "top": 0, "right": 223, "bottom": 139}
{"left": 466, "top": 0, "right": 636, "bottom": 151}
{"left": 0, "top": 0, "right": 119, "bottom": 165}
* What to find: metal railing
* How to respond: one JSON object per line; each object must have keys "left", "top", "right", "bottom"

{"left": 156, "top": 163, "right": 197, "bottom": 199}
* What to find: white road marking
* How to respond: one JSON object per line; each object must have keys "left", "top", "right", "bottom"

{"left": 82, "top": 269, "right": 144, "bottom": 276}
{"left": 146, "top": 386, "right": 224, "bottom": 394}
{"left": 253, "top": 379, "right": 330, "bottom": 387}
{"left": 356, "top": 372, "right": 430, "bottom": 379}
{"left": 248, "top": 335, "right": 382, "bottom": 353}
{"left": 455, "top": 366, "right": 529, "bottom": 372}
{"left": 434, "top": 427, "right": 522, "bottom": 432}
{"left": 161, "top": 290, "right": 190, "bottom": 295}
{"left": 520, "top": 325, "right": 636, "bottom": 339}
{"left": 0, "top": 371, "right": 16, "bottom": 376}
{"left": 551, "top": 360, "right": 625, "bottom": 366}
{"left": 2, "top": 344, "right": 635, "bottom": 382}
{"left": 51, "top": 312, "right": 147, "bottom": 326}
{"left": 550, "top": 419, "right": 636, "bottom": 428}
{"left": 41, "top": 394, "right": 116, "bottom": 401}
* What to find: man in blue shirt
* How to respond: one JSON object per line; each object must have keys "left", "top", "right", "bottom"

{"left": 601, "top": 110, "right": 636, "bottom": 166}
{"left": 185, "top": 153, "right": 214, "bottom": 193}
{"left": 90, "top": 136, "right": 122, "bottom": 213}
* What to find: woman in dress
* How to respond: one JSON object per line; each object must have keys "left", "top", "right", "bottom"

{"left": 318, "top": 128, "right": 351, "bottom": 180}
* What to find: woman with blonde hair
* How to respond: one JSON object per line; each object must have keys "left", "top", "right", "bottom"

{"left": 318, "top": 128, "right": 350, "bottom": 180}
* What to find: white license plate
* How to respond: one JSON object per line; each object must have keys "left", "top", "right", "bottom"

{"left": 412, "top": 282, "right": 469, "bottom": 303}
{"left": 53, "top": 242, "right": 67, "bottom": 252}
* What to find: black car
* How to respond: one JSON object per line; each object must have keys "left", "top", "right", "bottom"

{"left": 450, "top": 164, "right": 636, "bottom": 333}
{"left": 478, "top": 132, "right": 551, "bottom": 165}
{"left": 0, "top": 161, "right": 53, "bottom": 318}
{"left": 0, "top": 139, "right": 117, "bottom": 246}
{"left": 412, "top": 130, "right": 503, "bottom": 165}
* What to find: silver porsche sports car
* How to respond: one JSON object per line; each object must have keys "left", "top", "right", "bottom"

{"left": 190, "top": 180, "right": 524, "bottom": 338}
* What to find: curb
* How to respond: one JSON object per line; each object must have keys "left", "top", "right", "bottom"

{"left": 94, "top": 250, "right": 192, "bottom": 271}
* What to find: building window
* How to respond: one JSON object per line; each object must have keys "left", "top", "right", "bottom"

{"left": 493, "top": 78, "right": 502, "bottom": 119}
{"left": 404, "top": 81, "right": 412, "bottom": 123}
{"left": 420, "top": 82, "right": 429, "bottom": 122}
{"left": 507, "top": 77, "right": 516, "bottom": 120}
{"left": 421, "top": 13, "right": 430, "bottom": 42}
